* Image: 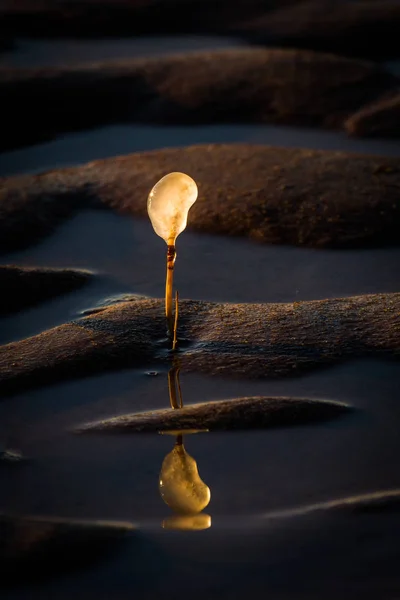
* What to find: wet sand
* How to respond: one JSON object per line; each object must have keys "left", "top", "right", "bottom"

{"left": 2, "top": 145, "right": 400, "bottom": 254}
{"left": 2, "top": 0, "right": 400, "bottom": 60}
{"left": 1, "top": 205, "right": 399, "bottom": 597}
{"left": 0, "top": 359, "right": 399, "bottom": 516}
{"left": 1, "top": 210, "right": 399, "bottom": 343}
{"left": 2, "top": 47, "right": 398, "bottom": 153}
{"left": 0, "top": 265, "right": 91, "bottom": 315}
{"left": 78, "top": 396, "right": 352, "bottom": 433}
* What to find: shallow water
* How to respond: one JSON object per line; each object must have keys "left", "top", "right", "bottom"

{"left": 0, "top": 363, "right": 400, "bottom": 598}
{"left": 2, "top": 122, "right": 400, "bottom": 178}
{"left": 2, "top": 358, "right": 400, "bottom": 599}
{"left": 1, "top": 208, "right": 399, "bottom": 525}
{"left": 1, "top": 210, "right": 400, "bottom": 344}
{"left": 1, "top": 360, "right": 400, "bottom": 520}
{"left": 0, "top": 35, "right": 246, "bottom": 69}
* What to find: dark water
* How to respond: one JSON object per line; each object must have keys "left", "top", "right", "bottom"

{"left": 1, "top": 360, "right": 400, "bottom": 599}
{"left": 2, "top": 122, "right": 400, "bottom": 178}
{"left": 0, "top": 36, "right": 246, "bottom": 69}
{"left": 1, "top": 212, "right": 400, "bottom": 597}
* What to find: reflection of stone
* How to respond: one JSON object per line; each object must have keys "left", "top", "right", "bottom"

{"left": 159, "top": 367, "right": 211, "bottom": 525}
{"left": 159, "top": 438, "right": 211, "bottom": 516}
{"left": 162, "top": 514, "right": 211, "bottom": 531}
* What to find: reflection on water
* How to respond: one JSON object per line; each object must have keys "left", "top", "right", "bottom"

{"left": 168, "top": 365, "right": 183, "bottom": 410}
{"left": 159, "top": 366, "right": 211, "bottom": 530}
{"left": 162, "top": 513, "right": 212, "bottom": 531}
{"left": 159, "top": 434, "right": 211, "bottom": 515}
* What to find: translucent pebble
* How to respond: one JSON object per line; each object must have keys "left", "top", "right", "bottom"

{"left": 159, "top": 444, "right": 211, "bottom": 515}
{"left": 147, "top": 172, "right": 198, "bottom": 245}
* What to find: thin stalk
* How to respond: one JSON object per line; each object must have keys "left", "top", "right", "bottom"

{"left": 168, "top": 367, "right": 179, "bottom": 410}
{"left": 166, "top": 244, "right": 176, "bottom": 337}
{"left": 172, "top": 291, "right": 179, "bottom": 351}
{"left": 175, "top": 366, "right": 183, "bottom": 408}
{"left": 168, "top": 364, "right": 183, "bottom": 410}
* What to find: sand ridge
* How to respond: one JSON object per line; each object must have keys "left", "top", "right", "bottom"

{"left": 1, "top": 47, "right": 398, "bottom": 151}
{"left": 1, "top": 144, "right": 400, "bottom": 253}
{"left": 0, "top": 293, "right": 398, "bottom": 396}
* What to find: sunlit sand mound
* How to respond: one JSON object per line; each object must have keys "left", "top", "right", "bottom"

{"left": 1, "top": 48, "right": 398, "bottom": 150}
{"left": 1, "top": 144, "right": 400, "bottom": 253}
{"left": 0, "top": 293, "right": 398, "bottom": 396}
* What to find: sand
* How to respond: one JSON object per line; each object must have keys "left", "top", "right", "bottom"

{"left": 77, "top": 396, "right": 351, "bottom": 433}
{"left": 1, "top": 48, "right": 398, "bottom": 151}
{"left": 345, "top": 92, "right": 400, "bottom": 138}
{"left": 0, "top": 265, "right": 91, "bottom": 315}
{"left": 2, "top": 144, "right": 400, "bottom": 253}
{"left": 1, "top": 0, "right": 400, "bottom": 60}
{"left": 0, "top": 293, "right": 398, "bottom": 396}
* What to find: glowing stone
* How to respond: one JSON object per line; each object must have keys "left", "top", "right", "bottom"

{"left": 147, "top": 172, "right": 198, "bottom": 245}
{"left": 159, "top": 444, "right": 211, "bottom": 515}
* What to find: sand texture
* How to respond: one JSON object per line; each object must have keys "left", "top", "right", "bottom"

{"left": 0, "top": 293, "right": 398, "bottom": 396}
{"left": 1, "top": 144, "right": 400, "bottom": 253}
{"left": 1, "top": 48, "right": 398, "bottom": 150}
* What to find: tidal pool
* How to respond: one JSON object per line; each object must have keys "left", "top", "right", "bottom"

{"left": 1, "top": 37, "right": 400, "bottom": 600}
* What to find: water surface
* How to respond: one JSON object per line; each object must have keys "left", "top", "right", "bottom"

{"left": 0, "top": 35, "right": 246, "bottom": 69}
{"left": 2, "top": 122, "right": 400, "bottom": 178}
